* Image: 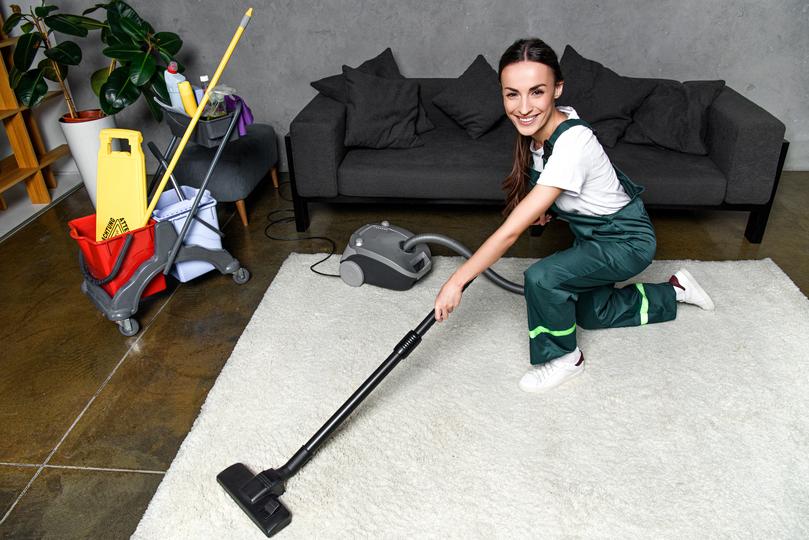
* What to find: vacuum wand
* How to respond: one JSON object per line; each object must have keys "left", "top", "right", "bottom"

{"left": 217, "top": 289, "right": 465, "bottom": 537}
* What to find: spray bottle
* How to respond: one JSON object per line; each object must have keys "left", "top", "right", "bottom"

{"left": 164, "top": 61, "right": 186, "bottom": 110}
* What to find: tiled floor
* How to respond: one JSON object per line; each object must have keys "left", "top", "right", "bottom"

{"left": 0, "top": 171, "right": 807, "bottom": 538}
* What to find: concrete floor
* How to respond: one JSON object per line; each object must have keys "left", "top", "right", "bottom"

{"left": 0, "top": 171, "right": 807, "bottom": 537}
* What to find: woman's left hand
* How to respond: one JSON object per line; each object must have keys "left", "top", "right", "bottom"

{"left": 434, "top": 280, "right": 463, "bottom": 322}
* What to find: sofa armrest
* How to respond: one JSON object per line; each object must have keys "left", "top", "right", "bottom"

{"left": 289, "top": 94, "right": 347, "bottom": 198}
{"left": 707, "top": 87, "right": 786, "bottom": 204}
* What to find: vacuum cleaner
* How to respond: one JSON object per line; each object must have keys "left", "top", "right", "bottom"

{"left": 218, "top": 221, "right": 524, "bottom": 536}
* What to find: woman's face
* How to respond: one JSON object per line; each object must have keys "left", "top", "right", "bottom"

{"left": 500, "top": 61, "right": 563, "bottom": 142}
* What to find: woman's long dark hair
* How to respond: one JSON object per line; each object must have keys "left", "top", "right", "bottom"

{"left": 499, "top": 38, "right": 563, "bottom": 216}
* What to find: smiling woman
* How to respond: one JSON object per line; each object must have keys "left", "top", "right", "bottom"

{"left": 432, "top": 38, "right": 716, "bottom": 394}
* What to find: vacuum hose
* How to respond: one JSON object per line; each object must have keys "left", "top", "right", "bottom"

{"left": 402, "top": 233, "right": 524, "bottom": 295}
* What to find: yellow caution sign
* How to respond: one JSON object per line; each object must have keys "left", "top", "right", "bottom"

{"left": 95, "top": 129, "right": 148, "bottom": 241}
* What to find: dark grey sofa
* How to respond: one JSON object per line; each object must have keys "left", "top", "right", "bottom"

{"left": 286, "top": 78, "right": 788, "bottom": 243}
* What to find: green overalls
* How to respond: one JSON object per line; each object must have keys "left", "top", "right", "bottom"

{"left": 525, "top": 119, "right": 677, "bottom": 364}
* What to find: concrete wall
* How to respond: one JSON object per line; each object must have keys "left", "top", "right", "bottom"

{"left": 5, "top": 0, "right": 808, "bottom": 172}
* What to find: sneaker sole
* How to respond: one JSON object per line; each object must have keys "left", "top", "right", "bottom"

{"left": 679, "top": 268, "right": 715, "bottom": 311}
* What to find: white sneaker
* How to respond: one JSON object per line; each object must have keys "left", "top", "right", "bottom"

{"left": 519, "top": 350, "right": 584, "bottom": 393}
{"left": 669, "top": 268, "right": 715, "bottom": 311}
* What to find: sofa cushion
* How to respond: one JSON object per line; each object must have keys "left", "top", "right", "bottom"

{"left": 310, "top": 48, "right": 434, "bottom": 134}
{"left": 338, "top": 121, "right": 514, "bottom": 199}
{"left": 343, "top": 67, "right": 422, "bottom": 149}
{"left": 432, "top": 55, "right": 504, "bottom": 139}
{"left": 606, "top": 142, "right": 726, "bottom": 206}
{"left": 556, "top": 45, "right": 656, "bottom": 147}
{"left": 623, "top": 80, "right": 726, "bottom": 155}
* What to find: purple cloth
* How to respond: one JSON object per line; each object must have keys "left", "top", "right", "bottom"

{"left": 225, "top": 95, "right": 254, "bottom": 136}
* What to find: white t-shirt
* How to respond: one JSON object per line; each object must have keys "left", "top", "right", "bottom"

{"left": 531, "top": 106, "right": 630, "bottom": 216}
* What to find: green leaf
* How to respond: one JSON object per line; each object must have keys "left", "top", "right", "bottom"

{"left": 107, "top": 1, "right": 150, "bottom": 43}
{"left": 38, "top": 58, "right": 67, "bottom": 82}
{"left": 102, "top": 44, "right": 144, "bottom": 62}
{"left": 44, "top": 41, "right": 82, "bottom": 66}
{"left": 141, "top": 86, "right": 163, "bottom": 122}
{"left": 99, "top": 65, "right": 141, "bottom": 115}
{"left": 34, "top": 5, "right": 58, "bottom": 18}
{"left": 154, "top": 32, "right": 182, "bottom": 56}
{"left": 69, "top": 15, "right": 107, "bottom": 30}
{"left": 21, "top": 22, "right": 35, "bottom": 33}
{"left": 15, "top": 69, "right": 49, "bottom": 107}
{"left": 90, "top": 66, "right": 110, "bottom": 96}
{"left": 82, "top": 3, "right": 110, "bottom": 16}
{"left": 100, "top": 26, "right": 130, "bottom": 47}
{"left": 148, "top": 71, "right": 169, "bottom": 103}
{"left": 12, "top": 33, "right": 41, "bottom": 72}
{"left": 2, "top": 12, "right": 23, "bottom": 34}
{"left": 8, "top": 66, "right": 23, "bottom": 89}
{"left": 43, "top": 15, "right": 89, "bottom": 37}
{"left": 118, "top": 16, "right": 146, "bottom": 41}
{"left": 128, "top": 52, "right": 155, "bottom": 86}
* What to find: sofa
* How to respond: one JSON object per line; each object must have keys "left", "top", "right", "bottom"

{"left": 286, "top": 47, "right": 788, "bottom": 243}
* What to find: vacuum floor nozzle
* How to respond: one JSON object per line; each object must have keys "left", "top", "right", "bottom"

{"left": 217, "top": 463, "right": 291, "bottom": 537}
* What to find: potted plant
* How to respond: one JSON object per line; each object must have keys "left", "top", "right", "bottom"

{"left": 4, "top": 0, "right": 182, "bottom": 206}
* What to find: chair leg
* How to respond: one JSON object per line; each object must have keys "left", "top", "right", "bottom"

{"left": 235, "top": 199, "right": 249, "bottom": 226}
{"left": 271, "top": 165, "right": 279, "bottom": 189}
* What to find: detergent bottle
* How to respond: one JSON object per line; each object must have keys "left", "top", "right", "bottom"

{"left": 164, "top": 61, "right": 186, "bottom": 110}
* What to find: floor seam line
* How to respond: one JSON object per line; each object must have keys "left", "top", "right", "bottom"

{"left": 0, "top": 284, "right": 180, "bottom": 526}
{"left": 0, "top": 462, "right": 166, "bottom": 475}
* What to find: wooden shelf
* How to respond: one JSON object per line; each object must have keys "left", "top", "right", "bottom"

{"left": 0, "top": 14, "right": 71, "bottom": 207}
{"left": 0, "top": 36, "right": 17, "bottom": 49}
{"left": 0, "top": 90, "right": 62, "bottom": 120}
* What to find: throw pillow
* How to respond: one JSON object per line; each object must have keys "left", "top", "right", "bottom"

{"left": 622, "top": 80, "right": 726, "bottom": 155}
{"left": 310, "top": 48, "right": 434, "bottom": 134}
{"left": 432, "top": 55, "right": 504, "bottom": 139}
{"left": 343, "top": 67, "right": 423, "bottom": 149}
{"left": 556, "top": 45, "right": 657, "bottom": 147}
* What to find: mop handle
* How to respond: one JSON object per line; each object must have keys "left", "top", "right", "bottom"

{"left": 140, "top": 7, "right": 254, "bottom": 228}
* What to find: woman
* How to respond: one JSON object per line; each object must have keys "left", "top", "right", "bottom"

{"left": 433, "top": 38, "right": 714, "bottom": 393}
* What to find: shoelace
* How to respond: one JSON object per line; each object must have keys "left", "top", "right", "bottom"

{"left": 527, "top": 362, "right": 557, "bottom": 382}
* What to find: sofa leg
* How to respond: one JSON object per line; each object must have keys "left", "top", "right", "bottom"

{"left": 294, "top": 199, "right": 310, "bottom": 232}
{"left": 270, "top": 165, "right": 279, "bottom": 189}
{"left": 235, "top": 199, "right": 249, "bottom": 227}
{"left": 744, "top": 207, "right": 770, "bottom": 244}
{"left": 285, "top": 133, "right": 310, "bottom": 232}
{"left": 743, "top": 140, "right": 789, "bottom": 244}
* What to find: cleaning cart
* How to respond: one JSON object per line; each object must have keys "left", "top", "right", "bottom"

{"left": 71, "top": 102, "right": 250, "bottom": 336}
{"left": 69, "top": 8, "right": 254, "bottom": 336}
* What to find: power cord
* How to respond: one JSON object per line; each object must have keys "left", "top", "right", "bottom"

{"left": 263, "top": 181, "right": 341, "bottom": 278}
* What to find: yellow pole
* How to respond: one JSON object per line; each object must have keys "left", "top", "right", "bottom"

{"left": 140, "top": 7, "right": 254, "bottom": 227}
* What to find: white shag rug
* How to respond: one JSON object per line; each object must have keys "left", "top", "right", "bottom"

{"left": 135, "top": 255, "right": 809, "bottom": 539}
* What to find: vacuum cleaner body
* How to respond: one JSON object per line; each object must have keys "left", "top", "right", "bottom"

{"left": 340, "top": 221, "right": 431, "bottom": 290}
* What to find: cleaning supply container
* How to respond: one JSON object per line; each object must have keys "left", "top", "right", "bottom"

{"left": 69, "top": 214, "right": 167, "bottom": 298}
{"left": 152, "top": 186, "right": 221, "bottom": 282}
{"left": 164, "top": 61, "right": 186, "bottom": 110}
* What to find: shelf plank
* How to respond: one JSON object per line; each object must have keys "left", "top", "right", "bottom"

{"left": 0, "top": 163, "right": 37, "bottom": 194}
{"left": 39, "top": 144, "right": 70, "bottom": 168}
{"left": 0, "top": 36, "right": 17, "bottom": 49}
{"left": 0, "top": 91, "right": 64, "bottom": 121}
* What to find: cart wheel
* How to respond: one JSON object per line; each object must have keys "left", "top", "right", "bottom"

{"left": 119, "top": 318, "right": 140, "bottom": 337}
{"left": 233, "top": 267, "right": 251, "bottom": 285}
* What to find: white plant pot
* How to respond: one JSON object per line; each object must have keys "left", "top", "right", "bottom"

{"left": 59, "top": 111, "right": 117, "bottom": 208}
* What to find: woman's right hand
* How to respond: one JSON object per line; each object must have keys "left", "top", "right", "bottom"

{"left": 434, "top": 280, "right": 463, "bottom": 322}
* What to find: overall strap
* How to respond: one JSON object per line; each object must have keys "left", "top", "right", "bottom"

{"left": 542, "top": 118, "right": 593, "bottom": 166}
